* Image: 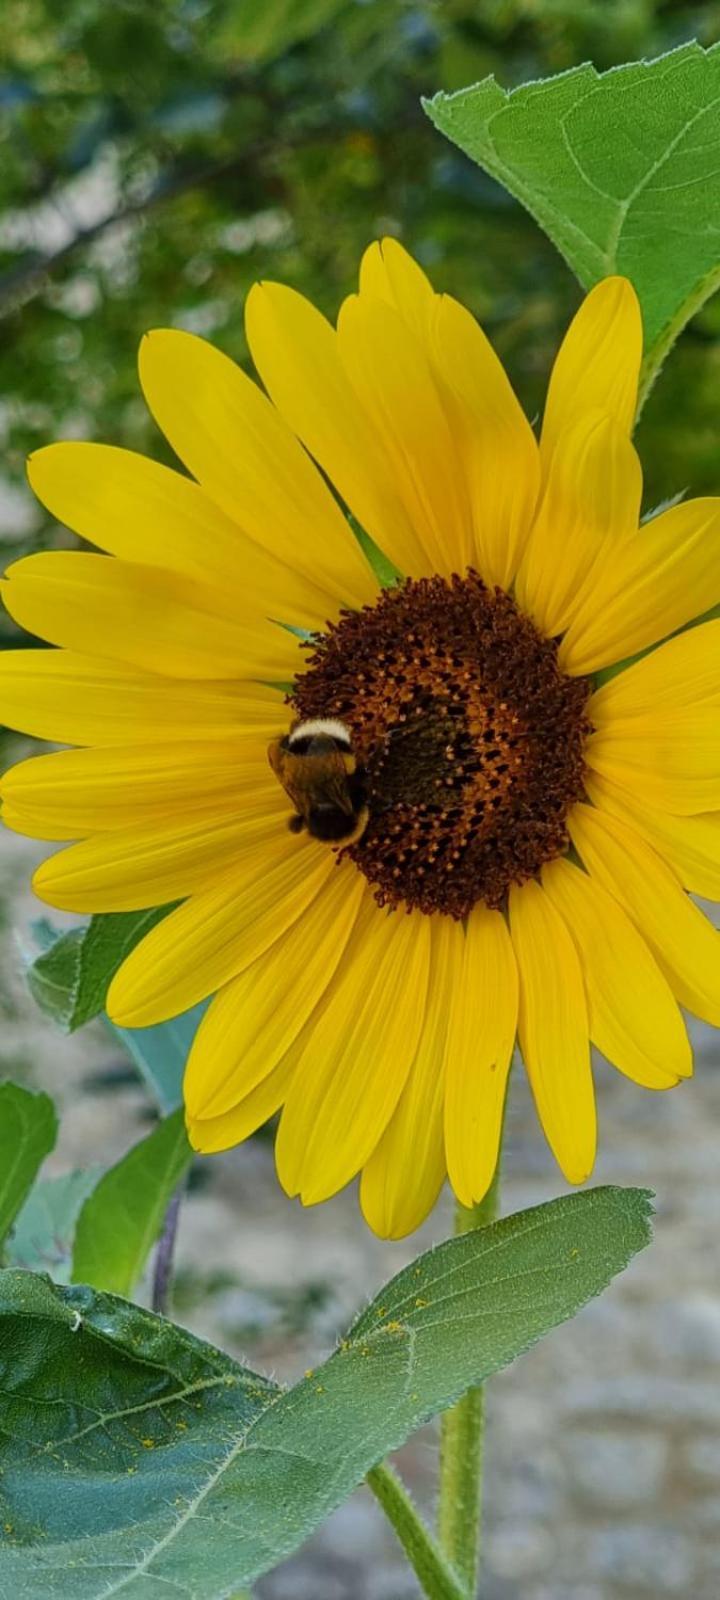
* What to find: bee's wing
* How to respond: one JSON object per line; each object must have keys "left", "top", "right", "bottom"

{"left": 270, "top": 748, "right": 354, "bottom": 817}
{"left": 296, "top": 751, "right": 356, "bottom": 816}
{"left": 267, "top": 738, "right": 284, "bottom": 777}
{"left": 316, "top": 764, "right": 356, "bottom": 816}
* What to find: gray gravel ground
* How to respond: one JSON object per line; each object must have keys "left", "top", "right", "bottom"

{"left": 1, "top": 821, "right": 719, "bottom": 1599}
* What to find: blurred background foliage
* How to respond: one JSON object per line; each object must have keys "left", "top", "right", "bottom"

{"left": 1, "top": 0, "right": 720, "bottom": 650}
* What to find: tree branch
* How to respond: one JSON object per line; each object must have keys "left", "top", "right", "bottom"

{"left": 0, "top": 150, "right": 264, "bottom": 319}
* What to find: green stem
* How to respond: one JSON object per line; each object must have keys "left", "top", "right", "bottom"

{"left": 367, "top": 1462, "right": 466, "bottom": 1600}
{"left": 437, "top": 1163, "right": 501, "bottom": 1595}
{"left": 636, "top": 258, "right": 720, "bottom": 418}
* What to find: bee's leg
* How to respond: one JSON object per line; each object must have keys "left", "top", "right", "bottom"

{"left": 288, "top": 813, "right": 305, "bottom": 834}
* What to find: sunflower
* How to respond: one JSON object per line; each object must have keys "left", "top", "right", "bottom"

{"left": 2, "top": 241, "right": 719, "bottom": 1238}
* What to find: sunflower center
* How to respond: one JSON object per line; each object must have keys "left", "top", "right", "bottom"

{"left": 291, "top": 572, "right": 592, "bottom": 918}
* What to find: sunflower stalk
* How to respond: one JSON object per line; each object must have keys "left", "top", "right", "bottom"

{"left": 437, "top": 1162, "right": 502, "bottom": 1594}
{"left": 151, "top": 1178, "right": 186, "bottom": 1317}
{"left": 367, "top": 1161, "right": 501, "bottom": 1600}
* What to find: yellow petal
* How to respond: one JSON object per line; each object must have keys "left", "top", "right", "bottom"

{"left": 1, "top": 802, "right": 81, "bottom": 843}
{"left": 138, "top": 329, "right": 376, "bottom": 608}
{"left": 358, "top": 238, "right": 435, "bottom": 342}
{"left": 360, "top": 916, "right": 460, "bottom": 1238}
{"left": 444, "top": 906, "right": 518, "bottom": 1209}
{"left": 184, "top": 865, "right": 366, "bottom": 1120}
{"left": 275, "top": 899, "right": 431, "bottom": 1205}
{"left": 586, "top": 771, "right": 720, "bottom": 899}
{"left": 587, "top": 706, "right": 720, "bottom": 814}
{"left": 569, "top": 802, "right": 720, "bottom": 1026}
{"left": 245, "top": 279, "right": 429, "bottom": 578}
{"left": 188, "top": 1056, "right": 296, "bottom": 1155}
{"left": 542, "top": 857, "right": 689, "bottom": 1089}
{"left": 1, "top": 553, "right": 300, "bottom": 681}
{"left": 541, "top": 277, "right": 642, "bottom": 469}
{"left": 357, "top": 241, "right": 539, "bottom": 585}
{"left": 560, "top": 498, "right": 720, "bottom": 675}
{"left": 0, "top": 649, "right": 283, "bottom": 746}
{"left": 429, "top": 294, "right": 540, "bottom": 588}
{"left": 589, "top": 620, "right": 720, "bottom": 722}
{"left": 509, "top": 879, "right": 595, "bottom": 1184}
{"left": 107, "top": 831, "right": 338, "bottom": 1024}
{"left": 1, "top": 738, "right": 273, "bottom": 835}
{"left": 27, "top": 442, "right": 355, "bottom": 630}
{"left": 515, "top": 413, "right": 641, "bottom": 636}
{"left": 337, "top": 291, "right": 471, "bottom": 574}
{"left": 33, "top": 802, "right": 287, "bottom": 912}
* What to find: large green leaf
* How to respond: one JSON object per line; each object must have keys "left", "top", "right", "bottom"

{"left": 0, "top": 1083, "right": 57, "bottom": 1251}
{"left": 425, "top": 41, "right": 720, "bottom": 400}
{"left": 0, "top": 1187, "right": 651, "bottom": 1597}
{"left": 27, "top": 908, "right": 174, "bottom": 1032}
{"left": 71, "top": 1109, "right": 192, "bottom": 1297}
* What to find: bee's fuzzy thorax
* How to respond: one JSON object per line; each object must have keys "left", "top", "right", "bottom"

{"left": 289, "top": 717, "right": 352, "bottom": 750}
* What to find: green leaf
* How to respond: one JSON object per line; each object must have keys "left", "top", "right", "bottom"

{"left": 26, "top": 911, "right": 205, "bottom": 1112}
{"left": 0, "top": 1269, "right": 279, "bottom": 1593}
{"left": 213, "top": 0, "right": 347, "bottom": 64}
{"left": 71, "top": 1108, "right": 192, "bottom": 1297}
{"left": 27, "top": 907, "right": 175, "bottom": 1032}
{"left": 425, "top": 41, "right": 720, "bottom": 401}
{"left": 0, "top": 1083, "right": 57, "bottom": 1251}
{"left": 6, "top": 1170, "right": 101, "bottom": 1282}
{"left": 0, "top": 1187, "right": 651, "bottom": 1596}
{"left": 107, "top": 1002, "right": 209, "bottom": 1112}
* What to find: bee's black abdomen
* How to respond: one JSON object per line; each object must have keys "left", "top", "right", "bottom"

{"left": 307, "top": 804, "right": 357, "bottom": 841}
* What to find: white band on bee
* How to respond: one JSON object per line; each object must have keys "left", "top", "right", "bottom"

{"left": 289, "top": 718, "right": 352, "bottom": 748}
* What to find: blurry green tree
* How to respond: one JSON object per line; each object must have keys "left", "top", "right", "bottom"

{"left": 1, "top": 0, "right": 720, "bottom": 648}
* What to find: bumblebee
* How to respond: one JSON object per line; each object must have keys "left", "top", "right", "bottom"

{"left": 267, "top": 718, "right": 369, "bottom": 844}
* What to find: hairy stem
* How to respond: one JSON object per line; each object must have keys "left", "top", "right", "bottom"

{"left": 367, "top": 1461, "right": 466, "bottom": 1600}
{"left": 437, "top": 1164, "right": 501, "bottom": 1594}
{"left": 636, "top": 259, "right": 720, "bottom": 417}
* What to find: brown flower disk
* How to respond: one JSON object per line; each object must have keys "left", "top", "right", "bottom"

{"left": 292, "top": 572, "right": 592, "bottom": 918}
